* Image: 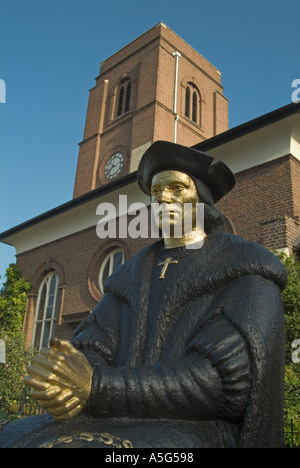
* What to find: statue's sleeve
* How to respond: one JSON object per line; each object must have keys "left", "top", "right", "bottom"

{"left": 71, "top": 292, "right": 121, "bottom": 367}
{"left": 85, "top": 279, "right": 256, "bottom": 422}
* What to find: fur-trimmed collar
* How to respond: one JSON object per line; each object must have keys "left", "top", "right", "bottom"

{"left": 104, "top": 231, "right": 287, "bottom": 304}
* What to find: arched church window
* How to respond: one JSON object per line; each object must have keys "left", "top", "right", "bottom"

{"left": 117, "top": 79, "right": 131, "bottom": 117}
{"left": 32, "top": 272, "right": 60, "bottom": 350}
{"left": 184, "top": 82, "right": 201, "bottom": 125}
{"left": 98, "top": 248, "right": 126, "bottom": 294}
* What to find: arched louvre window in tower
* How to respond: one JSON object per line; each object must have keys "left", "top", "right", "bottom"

{"left": 185, "top": 86, "right": 190, "bottom": 118}
{"left": 184, "top": 82, "right": 201, "bottom": 125}
{"left": 117, "top": 78, "right": 132, "bottom": 117}
{"left": 192, "top": 90, "right": 198, "bottom": 123}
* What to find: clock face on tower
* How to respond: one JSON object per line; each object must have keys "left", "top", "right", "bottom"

{"left": 104, "top": 152, "right": 125, "bottom": 180}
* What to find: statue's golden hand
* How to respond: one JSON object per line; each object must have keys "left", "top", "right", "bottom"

{"left": 24, "top": 338, "right": 93, "bottom": 422}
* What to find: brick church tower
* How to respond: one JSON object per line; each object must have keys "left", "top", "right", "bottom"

{"left": 73, "top": 22, "right": 228, "bottom": 198}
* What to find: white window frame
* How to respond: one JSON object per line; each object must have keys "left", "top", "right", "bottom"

{"left": 32, "top": 272, "right": 59, "bottom": 350}
{"left": 98, "top": 248, "right": 126, "bottom": 294}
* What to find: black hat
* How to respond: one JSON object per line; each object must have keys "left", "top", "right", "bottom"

{"left": 137, "top": 140, "right": 236, "bottom": 205}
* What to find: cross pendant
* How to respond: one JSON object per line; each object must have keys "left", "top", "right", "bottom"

{"left": 157, "top": 257, "right": 178, "bottom": 279}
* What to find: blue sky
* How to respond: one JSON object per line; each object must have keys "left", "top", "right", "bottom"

{"left": 0, "top": 0, "right": 300, "bottom": 285}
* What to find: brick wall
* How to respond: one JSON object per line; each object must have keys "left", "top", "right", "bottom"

{"left": 291, "top": 155, "right": 300, "bottom": 221}
{"left": 216, "top": 154, "right": 300, "bottom": 252}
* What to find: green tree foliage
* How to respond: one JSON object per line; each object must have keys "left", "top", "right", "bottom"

{"left": 0, "top": 263, "right": 31, "bottom": 333}
{"left": 0, "top": 331, "right": 36, "bottom": 418}
{"left": 0, "top": 264, "right": 34, "bottom": 418}
{"left": 274, "top": 252, "right": 300, "bottom": 447}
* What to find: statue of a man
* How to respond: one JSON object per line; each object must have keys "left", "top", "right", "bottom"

{"left": 0, "top": 141, "right": 287, "bottom": 448}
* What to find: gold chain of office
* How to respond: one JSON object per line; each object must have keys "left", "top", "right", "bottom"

{"left": 39, "top": 431, "right": 134, "bottom": 448}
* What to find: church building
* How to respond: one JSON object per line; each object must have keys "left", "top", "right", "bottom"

{"left": 1, "top": 23, "right": 299, "bottom": 349}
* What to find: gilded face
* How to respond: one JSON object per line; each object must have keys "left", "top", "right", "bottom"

{"left": 151, "top": 170, "right": 199, "bottom": 235}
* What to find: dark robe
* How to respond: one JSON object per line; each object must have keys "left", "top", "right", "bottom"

{"left": 0, "top": 231, "right": 287, "bottom": 448}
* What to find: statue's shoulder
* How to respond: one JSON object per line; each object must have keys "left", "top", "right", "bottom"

{"left": 214, "top": 230, "right": 278, "bottom": 260}
{"left": 208, "top": 231, "right": 287, "bottom": 290}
